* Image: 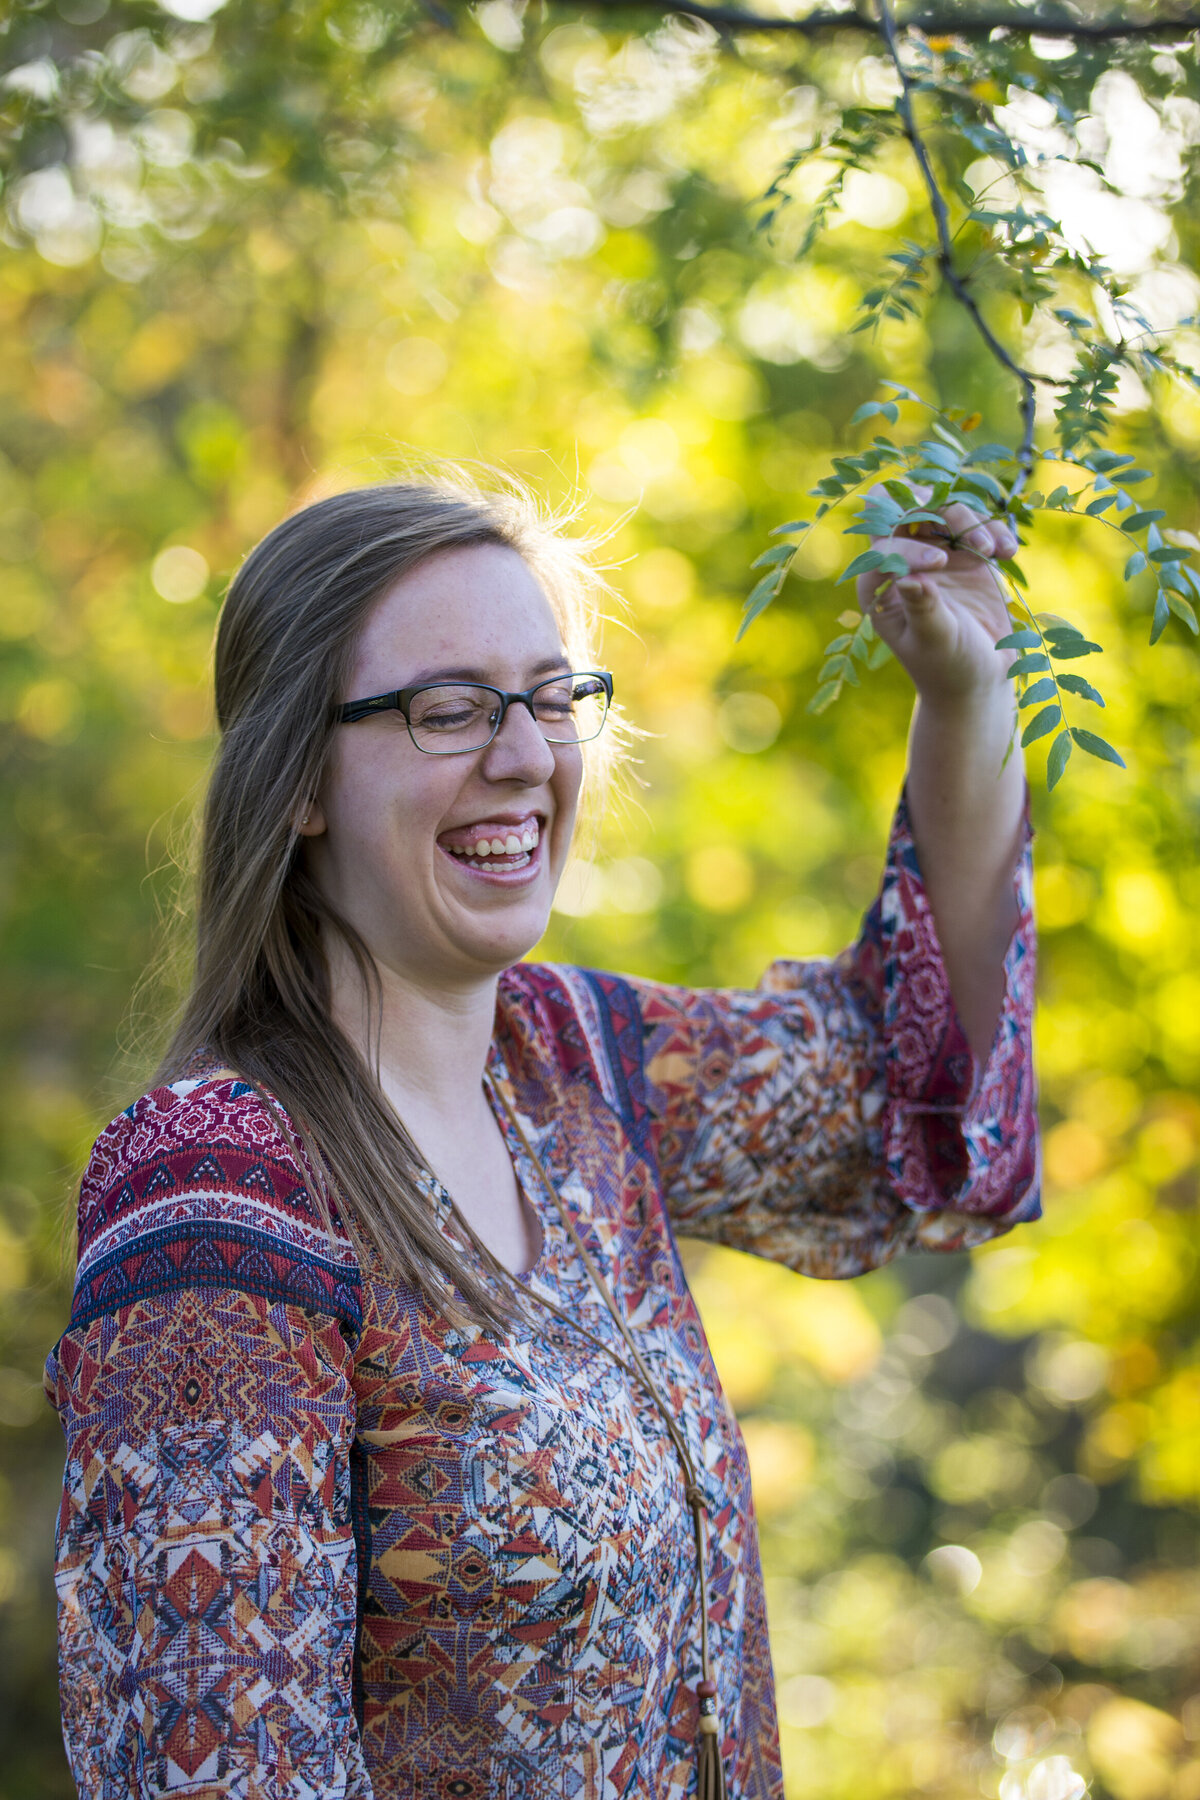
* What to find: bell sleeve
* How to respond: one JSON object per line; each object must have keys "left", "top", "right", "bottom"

{"left": 630, "top": 790, "right": 1039, "bottom": 1277}
{"left": 44, "top": 1076, "right": 373, "bottom": 1800}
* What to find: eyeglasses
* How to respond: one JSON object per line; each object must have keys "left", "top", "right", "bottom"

{"left": 336, "top": 670, "right": 613, "bottom": 756}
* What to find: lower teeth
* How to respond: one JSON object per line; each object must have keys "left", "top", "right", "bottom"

{"left": 460, "top": 852, "right": 530, "bottom": 870}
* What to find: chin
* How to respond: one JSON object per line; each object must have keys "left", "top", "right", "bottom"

{"left": 460, "top": 904, "right": 553, "bottom": 975}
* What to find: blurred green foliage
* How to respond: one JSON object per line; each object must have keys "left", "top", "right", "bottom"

{"left": 1, "top": 5, "right": 1198, "bottom": 1798}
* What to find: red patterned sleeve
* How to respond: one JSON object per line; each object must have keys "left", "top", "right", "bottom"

{"left": 44, "top": 1076, "right": 374, "bottom": 1800}
{"left": 629, "top": 791, "right": 1039, "bottom": 1277}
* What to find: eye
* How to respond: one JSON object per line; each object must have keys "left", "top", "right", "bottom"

{"left": 531, "top": 678, "right": 575, "bottom": 719}
{"left": 409, "top": 689, "right": 494, "bottom": 733}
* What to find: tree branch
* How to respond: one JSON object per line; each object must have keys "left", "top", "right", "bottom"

{"left": 876, "top": 0, "right": 1040, "bottom": 497}
{"left": 575, "top": 0, "right": 1200, "bottom": 40}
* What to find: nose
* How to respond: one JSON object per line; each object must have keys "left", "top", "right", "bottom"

{"left": 479, "top": 697, "right": 558, "bottom": 786}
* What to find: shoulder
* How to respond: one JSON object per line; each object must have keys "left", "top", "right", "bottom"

{"left": 497, "top": 962, "right": 652, "bottom": 1135}
{"left": 71, "top": 1071, "right": 361, "bottom": 1335}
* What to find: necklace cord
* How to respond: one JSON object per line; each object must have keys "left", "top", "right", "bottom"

{"left": 486, "top": 1074, "right": 728, "bottom": 1798}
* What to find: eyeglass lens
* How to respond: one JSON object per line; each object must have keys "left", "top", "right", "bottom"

{"left": 407, "top": 675, "right": 609, "bottom": 753}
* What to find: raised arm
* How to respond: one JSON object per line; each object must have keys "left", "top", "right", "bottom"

{"left": 856, "top": 495, "right": 1028, "bottom": 1063}
{"left": 46, "top": 1078, "right": 372, "bottom": 1800}
{"left": 561, "top": 780, "right": 1038, "bottom": 1283}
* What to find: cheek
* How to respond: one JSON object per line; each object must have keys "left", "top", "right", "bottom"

{"left": 551, "top": 753, "right": 583, "bottom": 836}
{"left": 319, "top": 744, "right": 439, "bottom": 852}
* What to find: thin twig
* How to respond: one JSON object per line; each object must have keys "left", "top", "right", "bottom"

{"left": 575, "top": 0, "right": 1200, "bottom": 41}
{"left": 876, "top": 0, "right": 1039, "bottom": 499}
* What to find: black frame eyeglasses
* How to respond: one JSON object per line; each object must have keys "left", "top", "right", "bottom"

{"left": 336, "top": 670, "right": 614, "bottom": 756}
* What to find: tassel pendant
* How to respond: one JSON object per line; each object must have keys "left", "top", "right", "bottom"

{"left": 696, "top": 1681, "right": 728, "bottom": 1800}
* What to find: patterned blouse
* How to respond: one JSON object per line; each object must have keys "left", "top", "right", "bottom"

{"left": 47, "top": 798, "right": 1039, "bottom": 1800}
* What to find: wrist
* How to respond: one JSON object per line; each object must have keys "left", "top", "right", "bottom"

{"left": 913, "top": 669, "right": 1015, "bottom": 724}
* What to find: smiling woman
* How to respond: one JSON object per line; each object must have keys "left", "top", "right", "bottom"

{"left": 46, "top": 473, "right": 1040, "bottom": 1800}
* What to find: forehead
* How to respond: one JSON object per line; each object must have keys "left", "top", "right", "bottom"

{"left": 349, "top": 543, "right": 564, "bottom": 688}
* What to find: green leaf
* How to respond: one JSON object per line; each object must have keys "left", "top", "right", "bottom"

{"left": 883, "top": 480, "right": 917, "bottom": 507}
{"left": 1047, "top": 728, "right": 1073, "bottom": 789}
{"left": 995, "top": 629, "right": 1041, "bottom": 651}
{"left": 1048, "top": 638, "right": 1102, "bottom": 660}
{"left": 770, "top": 520, "right": 810, "bottom": 536}
{"left": 807, "top": 681, "right": 842, "bottom": 715}
{"left": 738, "top": 571, "right": 782, "bottom": 638}
{"left": 1088, "top": 450, "right": 1135, "bottom": 473}
{"left": 1124, "top": 550, "right": 1147, "bottom": 579}
{"left": 1166, "top": 592, "right": 1200, "bottom": 634}
{"left": 820, "top": 656, "right": 851, "bottom": 680}
{"left": 850, "top": 402, "right": 882, "bottom": 424}
{"left": 866, "top": 637, "right": 893, "bottom": 669}
{"left": 999, "top": 558, "right": 1028, "bottom": 587}
{"left": 1160, "top": 563, "right": 1193, "bottom": 595}
{"left": 958, "top": 468, "right": 1006, "bottom": 503}
{"left": 751, "top": 544, "right": 795, "bottom": 569}
{"left": 1119, "top": 468, "right": 1152, "bottom": 484}
{"left": 1150, "top": 589, "right": 1171, "bottom": 645}
{"left": 838, "top": 549, "right": 886, "bottom": 583}
{"left": 823, "top": 634, "right": 855, "bottom": 654}
{"left": 918, "top": 440, "right": 962, "bottom": 472}
{"left": 840, "top": 550, "right": 908, "bottom": 584}
{"left": 1123, "top": 509, "right": 1165, "bottom": 531}
{"left": 1085, "top": 493, "right": 1117, "bottom": 515}
{"left": 1150, "top": 546, "right": 1188, "bottom": 564}
{"left": 1018, "top": 677, "right": 1058, "bottom": 707}
{"left": 1006, "top": 653, "right": 1051, "bottom": 677}
{"left": 967, "top": 444, "right": 1017, "bottom": 466}
{"left": 930, "top": 421, "right": 968, "bottom": 454}
{"left": 1021, "top": 704, "right": 1062, "bottom": 747}
{"left": 1056, "top": 673, "right": 1104, "bottom": 706}
{"left": 1071, "top": 727, "right": 1125, "bottom": 768}
{"left": 1046, "top": 486, "right": 1072, "bottom": 509}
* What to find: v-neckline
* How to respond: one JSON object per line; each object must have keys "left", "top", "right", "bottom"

{"left": 479, "top": 1055, "right": 550, "bottom": 1283}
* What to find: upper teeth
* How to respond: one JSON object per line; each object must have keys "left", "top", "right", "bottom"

{"left": 450, "top": 824, "right": 539, "bottom": 857}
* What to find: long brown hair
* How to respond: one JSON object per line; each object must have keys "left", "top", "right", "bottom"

{"left": 154, "top": 472, "right": 616, "bottom": 1335}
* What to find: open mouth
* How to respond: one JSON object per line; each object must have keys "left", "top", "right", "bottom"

{"left": 437, "top": 814, "right": 544, "bottom": 877}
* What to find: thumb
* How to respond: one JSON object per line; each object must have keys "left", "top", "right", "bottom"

{"left": 869, "top": 573, "right": 953, "bottom": 650}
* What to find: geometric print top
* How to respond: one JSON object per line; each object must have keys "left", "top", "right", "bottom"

{"left": 47, "top": 795, "right": 1039, "bottom": 1800}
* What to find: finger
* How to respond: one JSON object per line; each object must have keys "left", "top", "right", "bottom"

{"left": 859, "top": 538, "right": 947, "bottom": 608}
{"left": 868, "top": 572, "right": 947, "bottom": 648}
{"left": 937, "top": 502, "right": 999, "bottom": 554}
{"left": 938, "top": 503, "right": 1025, "bottom": 561}
{"left": 994, "top": 520, "right": 1020, "bottom": 559}
{"left": 867, "top": 532, "right": 942, "bottom": 583}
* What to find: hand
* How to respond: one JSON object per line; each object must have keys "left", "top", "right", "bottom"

{"left": 855, "top": 485, "right": 1021, "bottom": 709}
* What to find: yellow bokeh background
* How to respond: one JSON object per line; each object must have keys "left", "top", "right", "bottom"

{"left": 1, "top": 10, "right": 1197, "bottom": 1797}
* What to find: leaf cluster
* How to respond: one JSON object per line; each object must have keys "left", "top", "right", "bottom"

{"left": 743, "top": 17, "right": 1200, "bottom": 786}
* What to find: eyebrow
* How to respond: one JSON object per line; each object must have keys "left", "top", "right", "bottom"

{"left": 395, "top": 656, "right": 573, "bottom": 689}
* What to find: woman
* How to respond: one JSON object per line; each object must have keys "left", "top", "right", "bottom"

{"left": 48, "top": 475, "right": 1038, "bottom": 1800}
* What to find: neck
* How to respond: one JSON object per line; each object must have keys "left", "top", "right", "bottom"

{"left": 327, "top": 943, "right": 500, "bottom": 1118}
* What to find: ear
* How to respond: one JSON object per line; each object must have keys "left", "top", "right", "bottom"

{"left": 295, "top": 802, "right": 326, "bottom": 837}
